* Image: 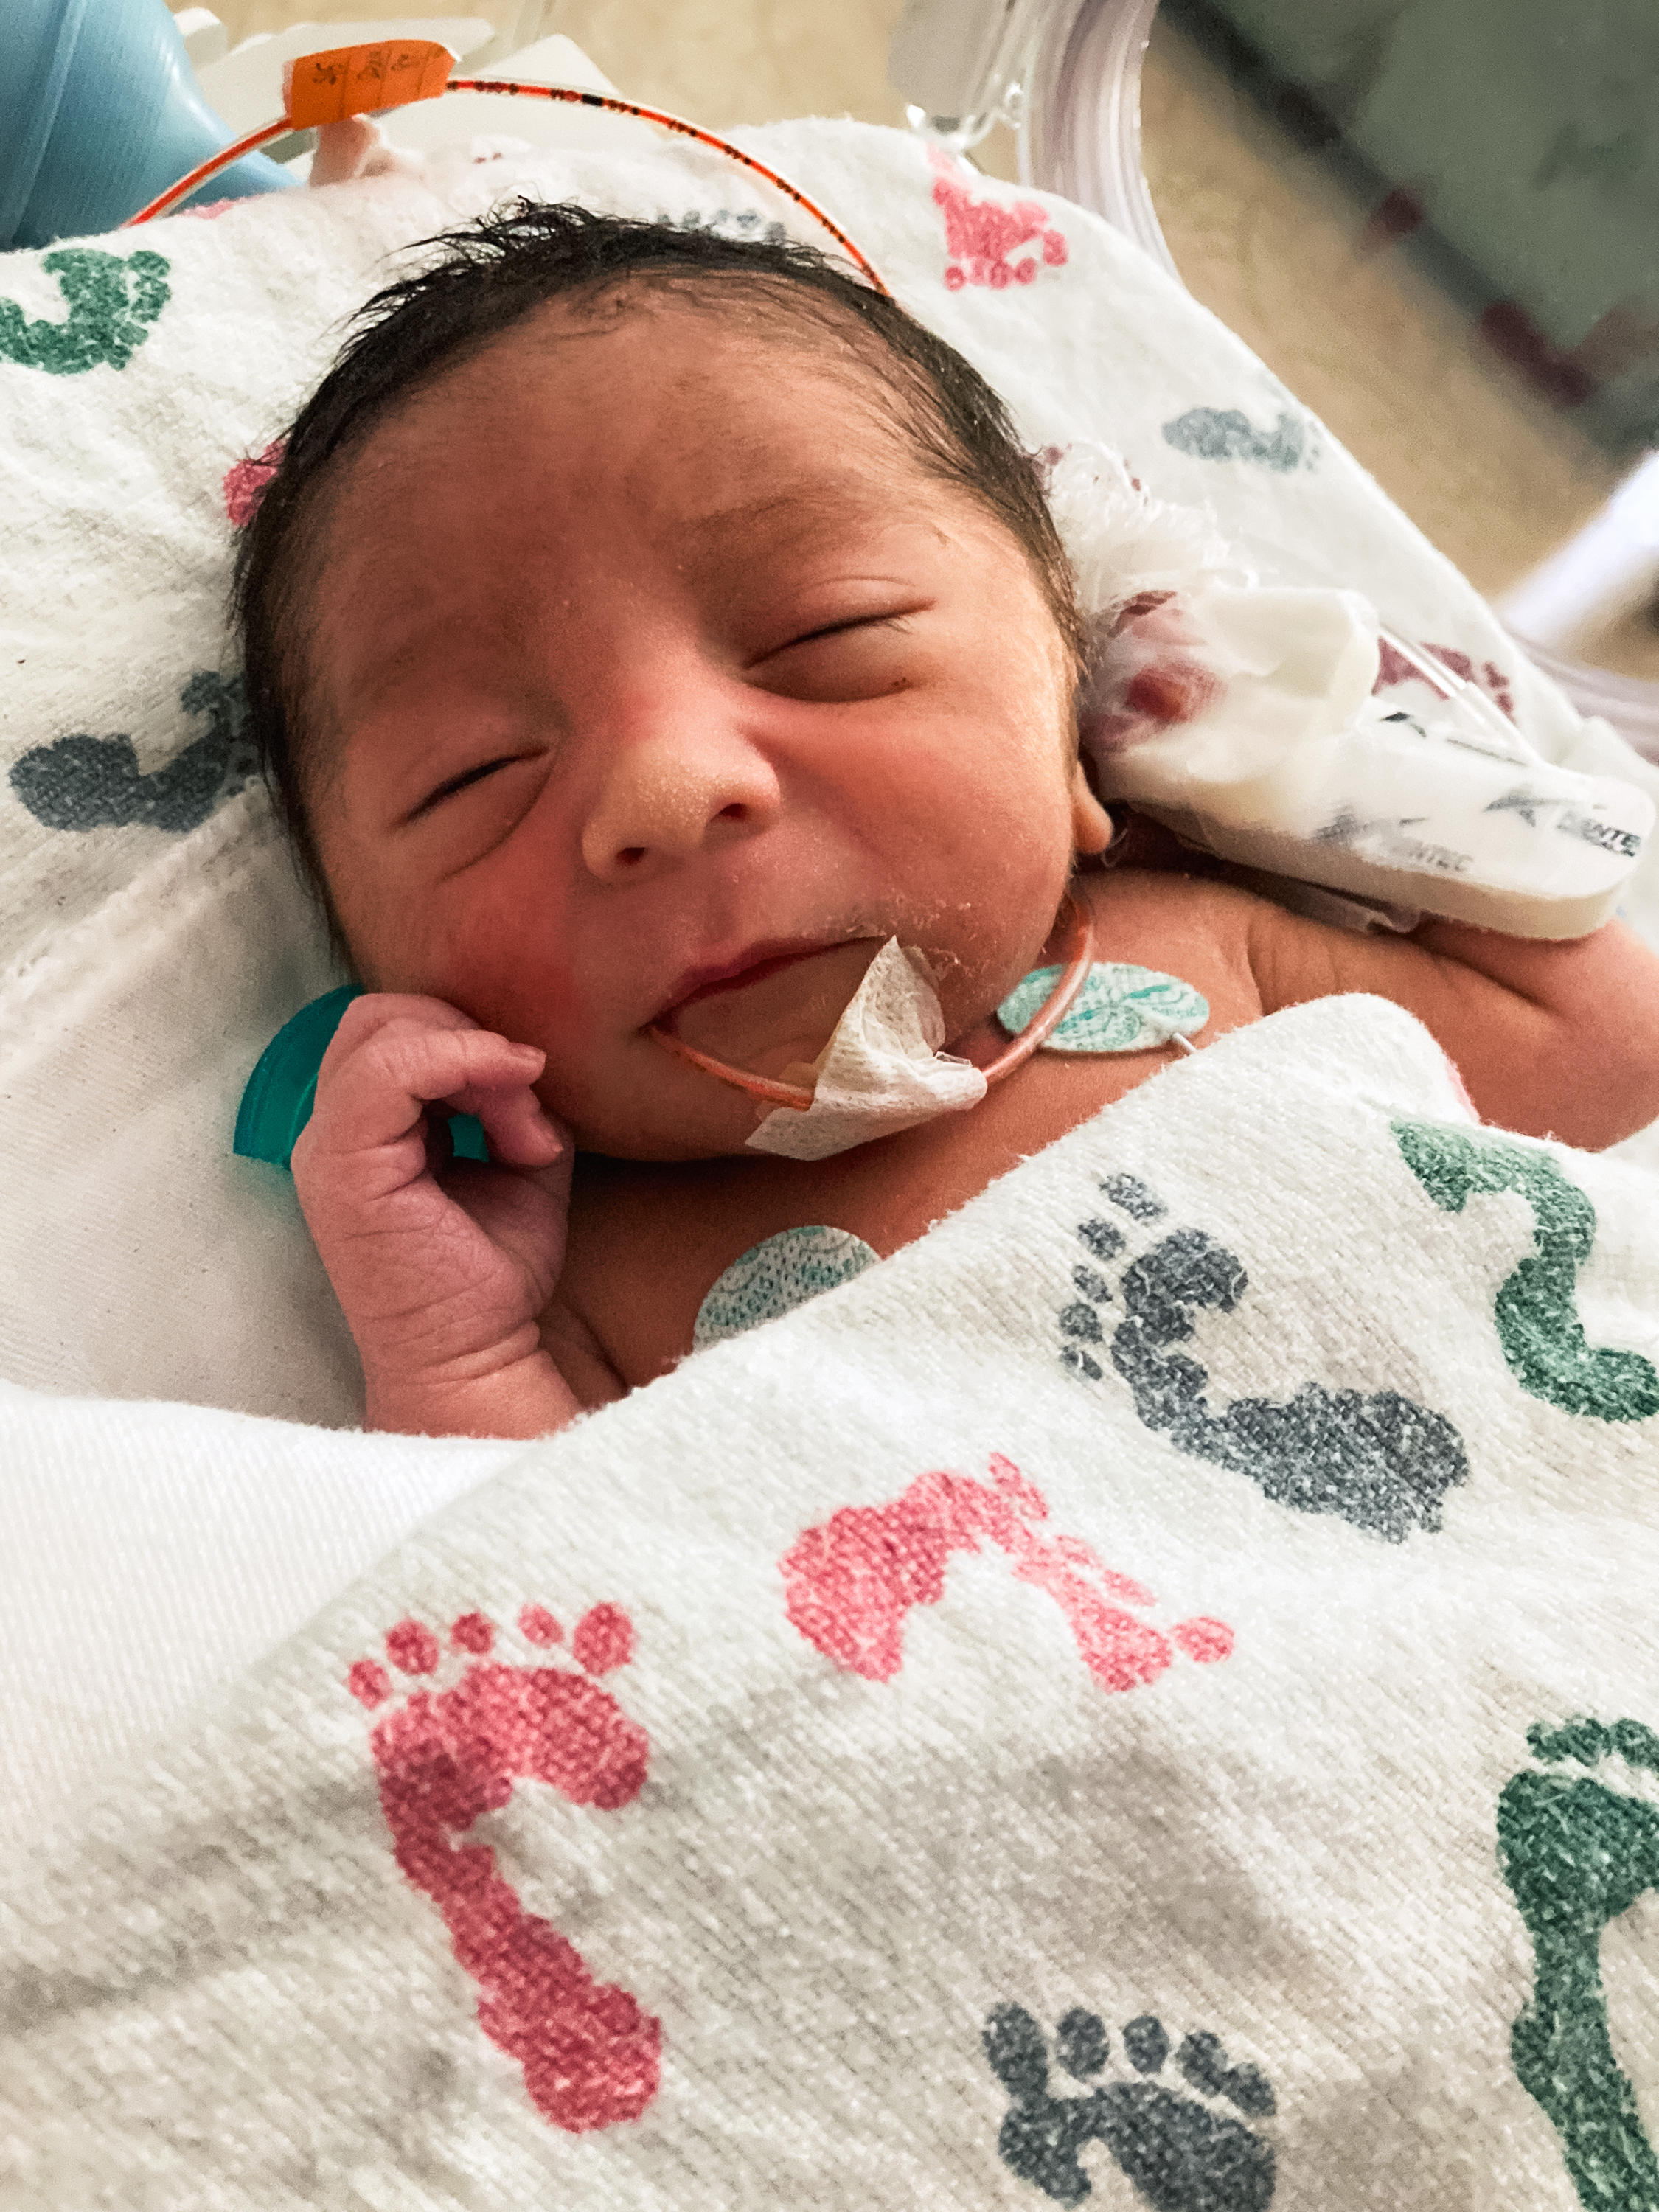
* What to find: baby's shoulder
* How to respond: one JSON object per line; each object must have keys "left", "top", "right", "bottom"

{"left": 1072, "top": 864, "right": 1268, "bottom": 1032}
{"left": 1078, "top": 863, "right": 1263, "bottom": 969}
{"left": 1080, "top": 861, "right": 1256, "bottom": 918}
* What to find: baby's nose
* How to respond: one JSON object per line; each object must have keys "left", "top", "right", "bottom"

{"left": 580, "top": 727, "right": 782, "bottom": 882}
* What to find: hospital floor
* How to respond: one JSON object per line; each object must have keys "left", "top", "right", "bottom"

{"left": 175, "top": 0, "right": 1658, "bottom": 680}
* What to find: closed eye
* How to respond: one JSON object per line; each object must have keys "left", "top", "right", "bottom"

{"left": 777, "top": 611, "right": 910, "bottom": 653}
{"left": 751, "top": 606, "right": 925, "bottom": 705}
{"left": 411, "top": 755, "right": 521, "bottom": 818}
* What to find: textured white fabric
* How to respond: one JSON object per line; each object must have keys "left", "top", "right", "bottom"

{"left": 4, "top": 996, "right": 1658, "bottom": 2207}
{"left": 0, "top": 1377, "right": 518, "bottom": 1848}
{"left": 0, "top": 793, "right": 363, "bottom": 1421}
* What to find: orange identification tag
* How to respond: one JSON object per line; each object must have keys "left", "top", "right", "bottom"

{"left": 282, "top": 39, "right": 456, "bottom": 128}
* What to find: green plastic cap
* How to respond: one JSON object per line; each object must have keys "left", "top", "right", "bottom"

{"left": 233, "top": 986, "right": 490, "bottom": 1169}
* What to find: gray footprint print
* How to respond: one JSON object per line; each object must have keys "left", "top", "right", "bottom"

{"left": 984, "top": 2004, "right": 1276, "bottom": 2208}
{"left": 1161, "top": 406, "right": 1311, "bottom": 473}
{"left": 10, "top": 669, "right": 256, "bottom": 835}
{"left": 1059, "top": 1172, "right": 1467, "bottom": 1541}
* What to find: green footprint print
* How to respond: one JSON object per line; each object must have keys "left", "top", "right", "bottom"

{"left": 0, "top": 247, "right": 170, "bottom": 375}
{"left": 1394, "top": 1121, "right": 1659, "bottom": 1423}
{"left": 1500, "top": 1718, "right": 1659, "bottom": 2209}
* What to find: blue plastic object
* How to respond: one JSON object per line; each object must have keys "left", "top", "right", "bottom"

{"left": 234, "top": 985, "right": 490, "bottom": 1171}
{"left": 1, "top": 0, "right": 296, "bottom": 252}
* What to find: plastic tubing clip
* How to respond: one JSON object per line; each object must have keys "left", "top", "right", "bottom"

{"left": 120, "top": 39, "right": 890, "bottom": 293}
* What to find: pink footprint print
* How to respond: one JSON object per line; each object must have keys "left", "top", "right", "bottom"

{"left": 928, "top": 147, "right": 1068, "bottom": 290}
{"left": 222, "top": 437, "right": 285, "bottom": 528}
{"left": 782, "top": 1453, "right": 1231, "bottom": 1689}
{"left": 348, "top": 1600, "right": 659, "bottom": 2132}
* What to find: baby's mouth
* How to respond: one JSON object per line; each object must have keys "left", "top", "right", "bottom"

{"left": 656, "top": 938, "right": 887, "bottom": 1083}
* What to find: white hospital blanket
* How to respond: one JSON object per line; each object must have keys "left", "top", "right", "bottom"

{"left": 0, "top": 1381, "right": 518, "bottom": 1849}
{"left": 4, "top": 995, "right": 1659, "bottom": 2208}
{"left": 5, "top": 118, "right": 1659, "bottom": 2212}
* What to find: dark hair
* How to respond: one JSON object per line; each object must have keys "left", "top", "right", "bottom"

{"left": 232, "top": 200, "right": 1083, "bottom": 908}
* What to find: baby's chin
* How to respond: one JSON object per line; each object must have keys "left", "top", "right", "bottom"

{"left": 552, "top": 1064, "right": 790, "bottom": 1162}
{"left": 552, "top": 935, "right": 1037, "bottom": 1158}
{"left": 558, "top": 945, "right": 880, "bottom": 1156}
{"left": 563, "top": 1109, "right": 777, "bottom": 1164}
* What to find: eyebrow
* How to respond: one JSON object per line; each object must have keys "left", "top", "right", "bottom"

{"left": 678, "top": 479, "right": 909, "bottom": 550}
{"left": 322, "top": 473, "right": 914, "bottom": 718}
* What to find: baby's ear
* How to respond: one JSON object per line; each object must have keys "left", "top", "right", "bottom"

{"left": 1069, "top": 758, "right": 1113, "bottom": 855}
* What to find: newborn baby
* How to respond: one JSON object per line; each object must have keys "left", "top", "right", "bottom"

{"left": 235, "top": 202, "right": 1659, "bottom": 1439}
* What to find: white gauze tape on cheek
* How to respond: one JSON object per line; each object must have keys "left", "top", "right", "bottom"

{"left": 746, "top": 939, "right": 988, "bottom": 1161}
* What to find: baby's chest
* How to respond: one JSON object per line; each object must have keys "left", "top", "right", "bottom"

{"left": 557, "top": 922, "right": 1263, "bottom": 1390}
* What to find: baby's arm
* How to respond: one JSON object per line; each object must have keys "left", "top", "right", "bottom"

{"left": 1245, "top": 894, "right": 1659, "bottom": 1148}
{"left": 291, "top": 995, "right": 588, "bottom": 1438}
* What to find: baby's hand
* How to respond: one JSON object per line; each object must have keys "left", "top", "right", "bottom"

{"left": 291, "top": 995, "right": 581, "bottom": 1436}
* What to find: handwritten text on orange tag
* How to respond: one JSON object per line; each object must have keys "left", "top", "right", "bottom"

{"left": 283, "top": 40, "right": 456, "bottom": 128}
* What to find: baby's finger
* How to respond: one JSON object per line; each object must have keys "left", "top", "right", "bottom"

{"left": 315, "top": 1019, "right": 546, "bottom": 1158}
{"left": 318, "top": 992, "right": 481, "bottom": 1082}
{"left": 444, "top": 1082, "right": 566, "bottom": 1169}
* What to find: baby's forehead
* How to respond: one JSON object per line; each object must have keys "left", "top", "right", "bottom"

{"left": 308, "top": 321, "right": 968, "bottom": 694}
{"left": 328, "top": 300, "right": 944, "bottom": 560}
{"left": 400, "top": 285, "right": 930, "bottom": 462}
{"left": 521, "top": 278, "right": 899, "bottom": 372}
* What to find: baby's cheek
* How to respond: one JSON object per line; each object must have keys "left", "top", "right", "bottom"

{"left": 501, "top": 973, "right": 593, "bottom": 1060}
{"left": 436, "top": 941, "right": 593, "bottom": 1062}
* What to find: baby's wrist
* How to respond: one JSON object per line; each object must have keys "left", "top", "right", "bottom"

{"left": 364, "top": 1340, "right": 582, "bottom": 1440}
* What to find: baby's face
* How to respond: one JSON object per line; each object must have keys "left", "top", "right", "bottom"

{"left": 307, "top": 297, "right": 1102, "bottom": 1157}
